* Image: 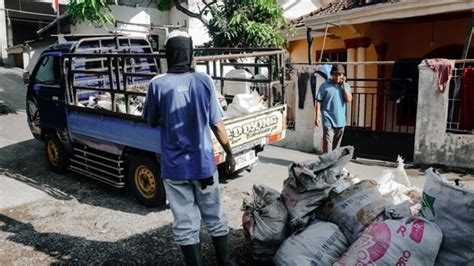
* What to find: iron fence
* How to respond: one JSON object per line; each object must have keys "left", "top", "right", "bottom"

{"left": 446, "top": 67, "right": 474, "bottom": 134}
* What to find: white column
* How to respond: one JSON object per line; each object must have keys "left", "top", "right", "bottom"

{"left": 0, "top": 0, "right": 8, "bottom": 64}
{"left": 346, "top": 47, "right": 356, "bottom": 126}
{"left": 356, "top": 46, "right": 366, "bottom": 127}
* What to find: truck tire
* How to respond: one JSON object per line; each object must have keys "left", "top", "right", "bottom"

{"left": 44, "top": 133, "right": 69, "bottom": 173}
{"left": 128, "top": 154, "right": 166, "bottom": 208}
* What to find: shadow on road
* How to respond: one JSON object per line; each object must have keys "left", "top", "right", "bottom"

{"left": 0, "top": 214, "right": 253, "bottom": 265}
{"left": 0, "top": 139, "right": 164, "bottom": 215}
{"left": 257, "top": 155, "right": 294, "bottom": 167}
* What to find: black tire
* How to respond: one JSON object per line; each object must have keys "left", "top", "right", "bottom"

{"left": 44, "top": 133, "right": 69, "bottom": 173}
{"left": 127, "top": 154, "right": 166, "bottom": 208}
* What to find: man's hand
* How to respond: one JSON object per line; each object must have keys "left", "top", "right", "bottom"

{"left": 211, "top": 121, "right": 236, "bottom": 173}
{"left": 225, "top": 153, "right": 236, "bottom": 174}
{"left": 315, "top": 116, "right": 321, "bottom": 127}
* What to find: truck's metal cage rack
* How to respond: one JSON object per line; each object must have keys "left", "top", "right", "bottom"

{"left": 63, "top": 36, "right": 286, "bottom": 121}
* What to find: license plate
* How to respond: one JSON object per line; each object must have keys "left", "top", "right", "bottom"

{"left": 234, "top": 150, "right": 257, "bottom": 171}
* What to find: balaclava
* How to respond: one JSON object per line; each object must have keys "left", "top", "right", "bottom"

{"left": 165, "top": 30, "right": 194, "bottom": 74}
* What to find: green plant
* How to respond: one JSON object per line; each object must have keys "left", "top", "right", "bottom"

{"left": 68, "top": 0, "right": 116, "bottom": 27}
{"left": 206, "top": 0, "right": 286, "bottom": 47}
{"left": 155, "top": 0, "right": 173, "bottom": 11}
{"left": 69, "top": 0, "right": 290, "bottom": 48}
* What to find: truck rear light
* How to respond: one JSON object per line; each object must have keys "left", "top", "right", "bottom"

{"left": 268, "top": 132, "right": 282, "bottom": 144}
{"left": 215, "top": 154, "right": 221, "bottom": 164}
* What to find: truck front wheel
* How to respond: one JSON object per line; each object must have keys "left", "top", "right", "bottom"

{"left": 44, "top": 133, "right": 68, "bottom": 173}
{"left": 128, "top": 154, "right": 166, "bottom": 208}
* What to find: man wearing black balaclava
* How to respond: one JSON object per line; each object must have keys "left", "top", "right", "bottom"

{"left": 142, "top": 30, "right": 236, "bottom": 265}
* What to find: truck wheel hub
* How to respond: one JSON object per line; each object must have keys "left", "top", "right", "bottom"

{"left": 135, "top": 165, "right": 156, "bottom": 199}
{"left": 47, "top": 141, "right": 60, "bottom": 167}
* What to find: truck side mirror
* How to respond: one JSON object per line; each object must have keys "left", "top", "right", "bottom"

{"left": 23, "top": 72, "right": 30, "bottom": 84}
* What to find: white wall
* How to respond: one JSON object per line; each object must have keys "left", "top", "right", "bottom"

{"left": 169, "top": 0, "right": 210, "bottom": 47}
{"left": 414, "top": 64, "right": 474, "bottom": 169}
{"left": 0, "top": 0, "right": 8, "bottom": 63}
{"left": 72, "top": 5, "right": 169, "bottom": 39}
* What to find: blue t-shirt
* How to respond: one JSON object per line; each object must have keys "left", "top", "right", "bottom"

{"left": 316, "top": 81, "right": 351, "bottom": 128}
{"left": 142, "top": 72, "right": 223, "bottom": 180}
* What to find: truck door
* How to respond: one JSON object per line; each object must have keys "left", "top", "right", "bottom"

{"left": 31, "top": 52, "right": 67, "bottom": 130}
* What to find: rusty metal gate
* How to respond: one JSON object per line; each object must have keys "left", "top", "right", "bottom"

{"left": 341, "top": 77, "right": 417, "bottom": 162}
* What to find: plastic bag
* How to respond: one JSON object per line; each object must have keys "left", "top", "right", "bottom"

{"left": 242, "top": 185, "right": 289, "bottom": 261}
{"left": 281, "top": 146, "right": 354, "bottom": 231}
{"left": 274, "top": 220, "right": 348, "bottom": 266}
{"left": 421, "top": 168, "right": 474, "bottom": 265}
{"left": 370, "top": 156, "right": 422, "bottom": 216}
{"left": 336, "top": 217, "right": 442, "bottom": 265}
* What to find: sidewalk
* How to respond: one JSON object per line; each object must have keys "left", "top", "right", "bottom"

{"left": 0, "top": 171, "right": 52, "bottom": 210}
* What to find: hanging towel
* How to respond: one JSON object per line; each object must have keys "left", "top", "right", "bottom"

{"left": 424, "top": 58, "right": 455, "bottom": 92}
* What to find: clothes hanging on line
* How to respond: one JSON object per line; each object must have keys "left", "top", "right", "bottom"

{"left": 297, "top": 72, "right": 309, "bottom": 109}
{"left": 424, "top": 59, "right": 455, "bottom": 92}
{"left": 297, "top": 67, "right": 330, "bottom": 109}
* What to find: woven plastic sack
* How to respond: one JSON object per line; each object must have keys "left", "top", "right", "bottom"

{"left": 242, "top": 184, "right": 289, "bottom": 261}
{"left": 421, "top": 168, "right": 474, "bottom": 265}
{"left": 326, "top": 180, "right": 388, "bottom": 244}
{"left": 282, "top": 146, "right": 354, "bottom": 230}
{"left": 336, "top": 217, "right": 442, "bottom": 265}
{"left": 274, "top": 220, "right": 348, "bottom": 265}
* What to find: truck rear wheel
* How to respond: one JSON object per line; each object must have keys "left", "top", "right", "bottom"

{"left": 128, "top": 154, "right": 166, "bottom": 208}
{"left": 44, "top": 133, "right": 68, "bottom": 173}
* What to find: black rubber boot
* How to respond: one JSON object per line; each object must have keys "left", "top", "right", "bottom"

{"left": 212, "top": 235, "right": 237, "bottom": 266}
{"left": 180, "top": 244, "right": 204, "bottom": 266}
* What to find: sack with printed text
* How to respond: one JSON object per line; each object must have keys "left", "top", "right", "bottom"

{"left": 336, "top": 217, "right": 442, "bottom": 265}
{"left": 274, "top": 220, "right": 348, "bottom": 265}
{"left": 325, "top": 180, "right": 388, "bottom": 244}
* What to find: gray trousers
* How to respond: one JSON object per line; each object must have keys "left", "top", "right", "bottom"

{"left": 323, "top": 127, "right": 345, "bottom": 154}
{"left": 163, "top": 172, "right": 229, "bottom": 246}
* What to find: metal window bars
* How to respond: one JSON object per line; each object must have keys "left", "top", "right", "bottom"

{"left": 446, "top": 67, "right": 474, "bottom": 135}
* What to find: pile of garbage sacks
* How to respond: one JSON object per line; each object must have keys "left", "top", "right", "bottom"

{"left": 77, "top": 90, "right": 145, "bottom": 116}
{"left": 242, "top": 146, "right": 474, "bottom": 265}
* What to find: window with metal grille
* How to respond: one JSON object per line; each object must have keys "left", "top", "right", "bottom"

{"left": 315, "top": 49, "right": 347, "bottom": 63}
{"left": 446, "top": 67, "right": 474, "bottom": 134}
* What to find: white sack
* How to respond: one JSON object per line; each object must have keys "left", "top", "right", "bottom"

{"left": 274, "top": 220, "right": 348, "bottom": 266}
{"left": 421, "top": 168, "right": 474, "bottom": 265}
{"left": 336, "top": 217, "right": 442, "bottom": 265}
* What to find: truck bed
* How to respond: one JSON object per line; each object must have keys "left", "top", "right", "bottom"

{"left": 67, "top": 105, "right": 286, "bottom": 155}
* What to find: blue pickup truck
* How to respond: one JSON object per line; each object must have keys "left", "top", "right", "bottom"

{"left": 25, "top": 36, "right": 287, "bottom": 207}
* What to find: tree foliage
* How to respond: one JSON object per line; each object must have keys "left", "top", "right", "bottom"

{"left": 68, "top": 0, "right": 116, "bottom": 27}
{"left": 206, "top": 0, "right": 287, "bottom": 47}
{"left": 69, "top": 0, "right": 289, "bottom": 48}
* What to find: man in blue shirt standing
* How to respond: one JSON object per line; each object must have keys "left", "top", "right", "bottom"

{"left": 142, "top": 31, "right": 236, "bottom": 266}
{"left": 315, "top": 64, "right": 352, "bottom": 153}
